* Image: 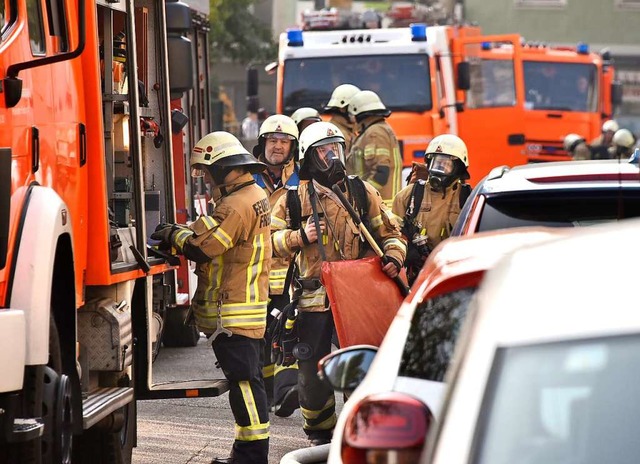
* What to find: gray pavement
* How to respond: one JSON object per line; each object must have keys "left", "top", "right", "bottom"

{"left": 132, "top": 334, "right": 341, "bottom": 463}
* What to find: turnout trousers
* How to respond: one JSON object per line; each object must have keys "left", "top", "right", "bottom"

{"left": 297, "top": 311, "right": 337, "bottom": 440}
{"left": 212, "top": 334, "right": 269, "bottom": 464}
{"left": 263, "top": 293, "right": 299, "bottom": 407}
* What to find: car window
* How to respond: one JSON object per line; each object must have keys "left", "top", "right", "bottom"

{"left": 398, "top": 287, "right": 476, "bottom": 382}
{"left": 473, "top": 335, "right": 640, "bottom": 464}
{"left": 478, "top": 191, "right": 640, "bottom": 232}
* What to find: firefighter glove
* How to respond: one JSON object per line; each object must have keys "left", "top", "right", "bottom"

{"left": 150, "top": 223, "right": 182, "bottom": 245}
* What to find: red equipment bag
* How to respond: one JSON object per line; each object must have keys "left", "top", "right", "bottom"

{"left": 321, "top": 256, "right": 407, "bottom": 348}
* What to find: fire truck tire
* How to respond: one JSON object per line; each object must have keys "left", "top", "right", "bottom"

{"left": 3, "top": 317, "right": 68, "bottom": 464}
{"left": 162, "top": 306, "right": 200, "bottom": 347}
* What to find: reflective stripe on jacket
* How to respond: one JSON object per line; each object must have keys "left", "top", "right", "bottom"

{"left": 271, "top": 179, "right": 406, "bottom": 312}
{"left": 254, "top": 160, "right": 299, "bottom": 295}
{"left": 349, "top": 117, "right": 402, "bottom": 207}
{"left": 178, "top": 173, "right": 272, "bottom": 339}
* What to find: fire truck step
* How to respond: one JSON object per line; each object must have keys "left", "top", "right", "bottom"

{"left": 10, "top": 418, "right": 45, "bottom": 442}
{"left": 83, "top": 387, "right": 134, "bottom": 430}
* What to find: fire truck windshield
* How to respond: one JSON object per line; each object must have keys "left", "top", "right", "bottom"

{"left": 282, "top": 54, "right": 432, "bottom": 115}
{"left": 523, "top": 61, "right": 598, "bottom": 112}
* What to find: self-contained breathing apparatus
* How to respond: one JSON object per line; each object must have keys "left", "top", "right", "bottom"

{"left": 268, "top": 177, "right": 371, "bottom": 365}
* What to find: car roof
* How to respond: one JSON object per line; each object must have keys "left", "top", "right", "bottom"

{"left": 407, "top": 226, "right": 571, "bottom": 306}
{"left": 473, "top": 217, "right": 640, "bottom": 347}
{"left": 478, "top": 160, "right": 640, "bottom": 195}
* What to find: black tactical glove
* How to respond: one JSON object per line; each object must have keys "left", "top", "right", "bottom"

{"left": 150, "top": 223, "right": 182, "bottom": 246}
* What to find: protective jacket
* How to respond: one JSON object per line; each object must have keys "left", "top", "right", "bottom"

{"left": 254, "top": 160, "right": 300, "bottom": 295}
{"left": 172, "top": 173, "right": 271, "bottom": 339}
{"left": 392, "top": 179, "right": 463, "bottom": 251}
{"left": 328, "top": 113, "right": 356, "bottom": 155}
{"left": 349, "top": 116, "right": 402, "bottom": 206}
{"left": 572, "top": 142, "right": 592, "bottom": 160}
{"left": 271, "top": 179, "right": 406, "bottom": 313}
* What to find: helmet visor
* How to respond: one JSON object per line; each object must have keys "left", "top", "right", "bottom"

{"left": 429, "top": 154, "right": 456, "bottom": 176}
{"left": 309, "top": 141, "right": 345, "bottom": 172}
{"left": 191, "top": 165, "right": 206, "bottom": 179}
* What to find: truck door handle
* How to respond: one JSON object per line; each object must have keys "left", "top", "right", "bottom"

{"left": 31, "top": 126, "right": 39, "bottom": 173}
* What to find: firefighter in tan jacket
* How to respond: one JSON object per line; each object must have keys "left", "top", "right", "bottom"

{"left": 152, "top": 132, "right": 271, "bottom": 464}
{"left": 252, "top": 114, "right": 301, "bottom": 417}
{"left": 392, "top": 134, "right": 471, "bottom": 285}
{"left": 348, "top": 90, "right": 402, "bottom": 207}
{"left": 564, "top": 133, "right": 592, "bottom": 160}
{"left": 322, "top": 83, "right": 360, "bottom": 154}
{"left": 271, "top": 122, "right": 406, "bottom": 445}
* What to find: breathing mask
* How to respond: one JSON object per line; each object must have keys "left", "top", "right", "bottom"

{"left": 428, "top": 154, "right": 458, "bottom": 193}
{"left": 307, "top": 141, "right": 347, "bottom": 188}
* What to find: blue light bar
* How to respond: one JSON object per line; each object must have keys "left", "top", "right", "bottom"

{"left": 481, "top": 41, "right": 491, "bottom": 50}
{"left": 577, "top": 42, "right": 589, "bottom": 54}
{"left": 413, "top": 149, "right": 425, "bottom": 159}
{"left": 410, "top": 23, "right": 427, "bottom": 42}
{"left": 287, "top": 28, "right": 303, "bottom": 47}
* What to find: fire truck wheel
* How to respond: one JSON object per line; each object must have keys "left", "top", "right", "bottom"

{"left": 162, "top": 306, "right": 200, "bottom": 347}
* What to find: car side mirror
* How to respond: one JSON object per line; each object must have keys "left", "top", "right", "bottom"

{"left": 318, "top": 345, "right": 377, "bottom": 393}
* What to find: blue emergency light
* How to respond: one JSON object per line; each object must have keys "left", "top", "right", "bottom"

{"left": 287, "top": 28, "right": 304, "bottom": 47}
{"left": 577, "top": 42, "right": 589, "bottom": 54}
{"left": 410, "top": 23, "right": 427, "bottom": 42}
{"left": 481, "top": 41, "right": 491, "bottom": 50}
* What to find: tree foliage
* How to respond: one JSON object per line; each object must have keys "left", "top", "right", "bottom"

{"left": 209, "top": 0, "right": 278, "bottom": 64}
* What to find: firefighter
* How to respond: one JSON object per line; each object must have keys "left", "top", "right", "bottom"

{"left": 151, "top": 132, "right": 271, "bottom": 464}
{"left": 270, "top": 122, "right": 406, "bottom": 445}
{"left": 392, "top": 134, "right": 471, "bottom": 286}
{"left": 291, "top": 107, "right": 322, "bottom": 134}
{"left": 348, "top": 90, "right": 402, "bottom": 207}
{"left": 609, "top": 128, "right": 637, "bottom": 160}
{"left": 590, "top": 119, "right": 619, "bottom": 159}
{"left": 322, "top": 83, "right": 360, "bottom": 154}
{"left": 252, "top": 114, "right": 301, "bottom": 417}
{"left": 563, "top": 133, "right": 592, "bottom": 160}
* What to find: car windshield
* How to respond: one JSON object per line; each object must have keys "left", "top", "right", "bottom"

{"left": 474, "top": 335, "right": 640, "bottom": 464}
{"left": 477, "top": 190, "right": 640, "bottom": 231}
{"left": 398, "top": 287, "right": 476, "bottom": 382}
{"left": 524, "top": 61, "right": 598, "bottom": 112}
{"left": 282, "top": 54, "right": 432, "bottom": 114}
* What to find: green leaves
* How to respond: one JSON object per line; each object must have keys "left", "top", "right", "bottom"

{"left": 209, "top": 0, "right": 277, "bottom": 64}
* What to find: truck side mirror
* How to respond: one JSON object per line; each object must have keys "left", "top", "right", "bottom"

{"left": 247, "top": 66, "right": 259, "bottom": 98}
{"left": 611, "top": 81, "right": 623, "bottom": 107}
{"left": 457, "top": 62, "right": 471, "bottom": 91}
{"left": 166, "top": 1, "right": 194, "bottom": 98}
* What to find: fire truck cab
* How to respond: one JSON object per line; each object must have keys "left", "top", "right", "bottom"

{"left": 276, "top": 24, "right": 478, "bottom": 177}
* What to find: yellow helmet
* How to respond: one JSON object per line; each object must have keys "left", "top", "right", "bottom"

{"left": 325, "top": 84, "right": 361, "bottom": 111}
{"left": 613, "top": 128, "right": 635, "bottom": 149}
{"left": 258, "top": 114, "right": 299, "bottom": 140}
{"left": 602, "top": 119, "right": 619, "bottom": 133}
{"left": 348, "top": 90, "right": 390, "bottom": 119}
{"left": 291, "top": 107, "right": 322, "bottom": 126}
{"left": 425, "top": 134, "right": 469, "bottom": 167}
{"left": 563, "top": 133, "right": 585, "bottom": 152}
{"left": 191, "top": 131, "right": 265, "bottom": 173}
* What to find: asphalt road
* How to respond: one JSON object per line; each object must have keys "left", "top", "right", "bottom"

{"left": 132, "top": 334, "right": 341, "bottom": 464}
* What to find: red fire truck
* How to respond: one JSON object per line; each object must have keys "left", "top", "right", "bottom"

{"left": 0, "top": 1, "right": 225, "bottom": 462}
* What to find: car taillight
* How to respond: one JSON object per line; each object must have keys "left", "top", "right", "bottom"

{"left": 341, "top": 392, "right": 434, "bottom": 464}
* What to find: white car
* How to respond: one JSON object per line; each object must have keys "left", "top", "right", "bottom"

{"left": 424, "top": 218, "right": 640, "bottom": 464}
{"left": 280, "top": 227, "right": 567, "bottom": 464}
